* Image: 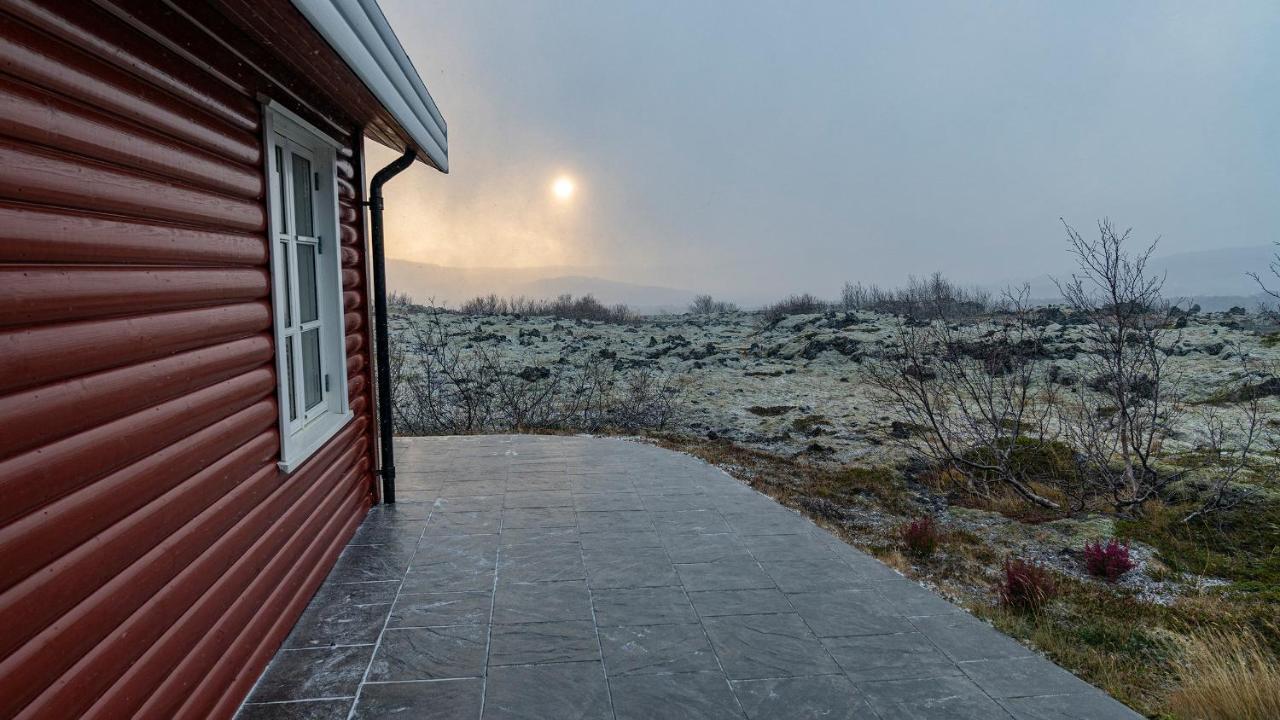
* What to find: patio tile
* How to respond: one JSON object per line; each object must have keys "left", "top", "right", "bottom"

{"left": 492, "top": 580, "right": 593, "bottom": 624}
{"left": 577, "top": 530, "right": 663, "bottom": 550}
{"left": 576, "top": 510, "right": 653, "bottom": 534}
{"left": 507, "top": 476, "right": 571, "bottom": 492}
{"left": 737, "top": 533, "right": 835, "bottom": 561}
{"left": 732, "top": 675, "right": 875, "bottom": 720}
{"left": 500, "top": 526, "right": 578, "bottom": 546}
{"left": 367, "top": 626, "right": 488, "bottom": 681}
{"left": 641, "top": 493, "right": 718, "bottom": 512}
{"left": 389, "top": 592, "right": 492, "bottom": 628}
{"left": 856, "top": 675, "right": 1011, "bottom": 720}
{"left": 702, "top": 613, "right": 839, "bottom": 680}
{"left": 662, "top": 533, "right": 752, "bottom": 564}
{"left": 574, "top": 492, "right": 646, "bottom": 512}
{"left": 403, "top": 554, "right": 495, "bottom": 593}
{"left": 348, "top": 521, "right": 427, "bottom": 545}
{"left": 721, "top": 510, "right": 803, "bottom": 535}
{"left": 675, "top": 560, "right": 775, "bottom": 592}
{"left": 425, "top": 511, "right": 503, "bottom": 536}
{"left": 583, "top": 546, "right": 678, "bottom": 589}
{"left": 760, "top": 559, "right": 865, "bottom": 593}
{"left": 687, "top": 588, "right": 793, "bottom": 618}
{"left": 327, "top": 545, "right": 412, "bottom": 583}
{"left": 432, "top": 495, "right": 503, "bottom": 513}
{"left": 498, "top": 541, "right": 586, "bottom": 582}
{"left": 786, "top": 589, "right": 913, "bottom": 638}
{"left": 283, "top": 581, "right": 397, "bottom": 648}
{"left": 1000, "top": 692, "right": 1146, "bottom": 719}
{"left": 821, "top": 632, "right": 962, "bottom": 682}
{"left": 416, "top": 533, "right": 500, "bottom": 562}
{"left": 911, "top": 613, "right": 1035, "bottom": 662}
{"left": 237, "top": 699, "right": 353, "bottom": 719}
{"left": 599, "top": 623, "right": 719, "bottom": 676}
{"left": 248, "top": 646, "right": 372, "bottom": 702}
{"left": 871, "top": 579, "right": 964, "bottom": 617}
{"left": 592, "top": 586, "right": 699, "bottom": 626}
{"left": 353, "top": 678, "right": 483, "bottom": 719}
{"left": 504, "top": 490, "right": 573, "bottom": 508}
{"left": 610, "top": 671, "right": 742, "bottom": 720}
{"left": 651, "top": 510, "right": 731, "bottom": 535}
{"left": 489, "top": 621, "right": 600, "bottom": 666}
{"left": 960, "top": 656, "right": 1096, "bottom": 698}
{"left": 501, "top": 507, "right": 577, "bottom": 529}
{"left": 482, "top": 661, "right": 611, "bottom": 720}
{"left": 571, "top": 476, "right": 635, "bottom": 493}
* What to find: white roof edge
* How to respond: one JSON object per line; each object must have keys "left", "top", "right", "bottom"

{"left": 290, "top": 0, "right": 448, "bottom": 172}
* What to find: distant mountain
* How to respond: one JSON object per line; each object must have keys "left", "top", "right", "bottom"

{"left": 386, "top": 259, "right": 697, "bottom": 313}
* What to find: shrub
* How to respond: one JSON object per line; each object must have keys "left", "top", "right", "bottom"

{"left": 760, "top": 293, "right": 829, "bottom": 324}
{"left": 899, "top": 516, "right": 941, "bottom": 558}
{"left": 1083, "top": 539, "right": 1136, "bottom": 582}
{"left": 458, "top": 293, "right": 635, "bottom": 324}
{"left": 840, "top": 272, "right": 991, "bottom": 318}
{"left": 689, "top": 294, "right": 739, "bottom": 314}
{"left": 996, "top": 558, "right": 1056, "bottom": 612}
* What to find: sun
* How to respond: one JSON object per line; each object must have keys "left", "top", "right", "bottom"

{"left": 551, "top": 175, "right": 575, "bottom": 201}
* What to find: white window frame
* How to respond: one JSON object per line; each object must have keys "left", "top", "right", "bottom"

{"left": 263, "top": 101, "right": 351, "bottom": 472}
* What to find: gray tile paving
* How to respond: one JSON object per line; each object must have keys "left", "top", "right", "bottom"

{"left": 241, "top": 435, "right": 1139, "bottom": 720}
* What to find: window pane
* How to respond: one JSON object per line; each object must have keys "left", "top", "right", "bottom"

{"left": 279, "top": 241, "right": 292, "bottom": 328}
{"left": 285, "top": 335, "right": 298, "bottom": 421}
{"left": 291, "top": 153, "right": 313, "bottom": 237}
{"left": 274, "top": 145, "right": 287, "bottom": 234}
{"left": 298, "top": 243, "right": 319, "bottom": 324}
{"left": 302, "top": 328, "right": 323, "bottom": 410}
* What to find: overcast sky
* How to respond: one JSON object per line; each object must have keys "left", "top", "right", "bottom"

{"left": 371, "top": 0, "right": 1279, "bottom": 301}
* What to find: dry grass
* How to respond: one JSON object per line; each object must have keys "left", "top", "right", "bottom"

{"left": 1168, "top": 628, "right": 1280, "bottom": 720}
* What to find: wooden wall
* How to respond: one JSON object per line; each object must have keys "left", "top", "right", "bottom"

{"left": 0, "top": 1, "right": 379, "bottom": 717}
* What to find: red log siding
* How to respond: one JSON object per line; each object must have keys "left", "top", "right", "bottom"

{"left": 0, "top": 2, "right": 379, "bottom": 719}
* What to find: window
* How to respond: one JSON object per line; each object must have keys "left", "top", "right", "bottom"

{"left": 264, "top": 103, "right": 351, "bottom": 471}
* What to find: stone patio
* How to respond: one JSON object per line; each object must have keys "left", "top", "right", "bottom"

{"left": 237, "top": 435, "right": 1142, "bottom": 719}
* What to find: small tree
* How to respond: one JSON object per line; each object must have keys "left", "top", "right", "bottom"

{"left": 1055, "top": 218, "right": 1181, "bottom": 513}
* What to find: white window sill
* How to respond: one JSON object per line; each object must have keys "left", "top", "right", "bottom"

{"left": 278, "top": 409, "right": 354, "bottom": 474}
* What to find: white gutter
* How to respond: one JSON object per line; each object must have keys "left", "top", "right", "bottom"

{"left": 290, "top": 0, "right": 448, "bottom": 172}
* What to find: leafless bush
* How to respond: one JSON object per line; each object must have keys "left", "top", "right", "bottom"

{"left": 389, "top": 307, "right": 683, "bottom": 435}
{"left": 688, "top": 294, "right": 739, "bottom": 314}
{"left": 841, "top": 272, "right": 991, "bottom": 318}
{"left": 759, "top": 293, "right": 830, "bottom": 324}
{"left": 388, "top": 290, "right": 416, "bottom": 308}
{"left": 458, "top": 293, "right": 636, "bottom": 324}
{"left": 1054, "top": 218, "right": 1183, "bottom": 511}
{"left": 866, "top": 286, "right": 1068, "bottom": 509}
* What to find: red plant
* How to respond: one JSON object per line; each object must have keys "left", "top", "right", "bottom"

{"left": 996, "top": 558, "right": 1056, "bottom": 612}
{"left": 899, "top": 516, "right": 940, "bottom": 558}
{"left": 1083, "top": 539, "right": 1135, "bottom": 582}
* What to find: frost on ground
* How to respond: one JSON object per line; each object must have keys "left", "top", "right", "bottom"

{"left": 390, "top": 305, "right": 1280, "bottom": 465}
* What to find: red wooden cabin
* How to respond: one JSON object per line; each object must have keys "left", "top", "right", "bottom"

{"left": 0, "top": 1, "right": 446, "bottom": 717}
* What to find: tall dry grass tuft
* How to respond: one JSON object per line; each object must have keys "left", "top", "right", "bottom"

{"left": 1168, "top": 628, "right": 1280, "bottom": 720}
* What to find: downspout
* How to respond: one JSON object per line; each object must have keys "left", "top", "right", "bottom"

{"left": 366, "top": 147, "right": 416, "bottom": 504}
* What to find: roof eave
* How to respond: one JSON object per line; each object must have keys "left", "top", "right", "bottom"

{"left": 290, "top": 0, "right": 448, "bottom": 172}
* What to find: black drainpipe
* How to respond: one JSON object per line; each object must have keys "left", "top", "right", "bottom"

{"left": 366, "top": 147, "right": 416, "bottom": 504}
